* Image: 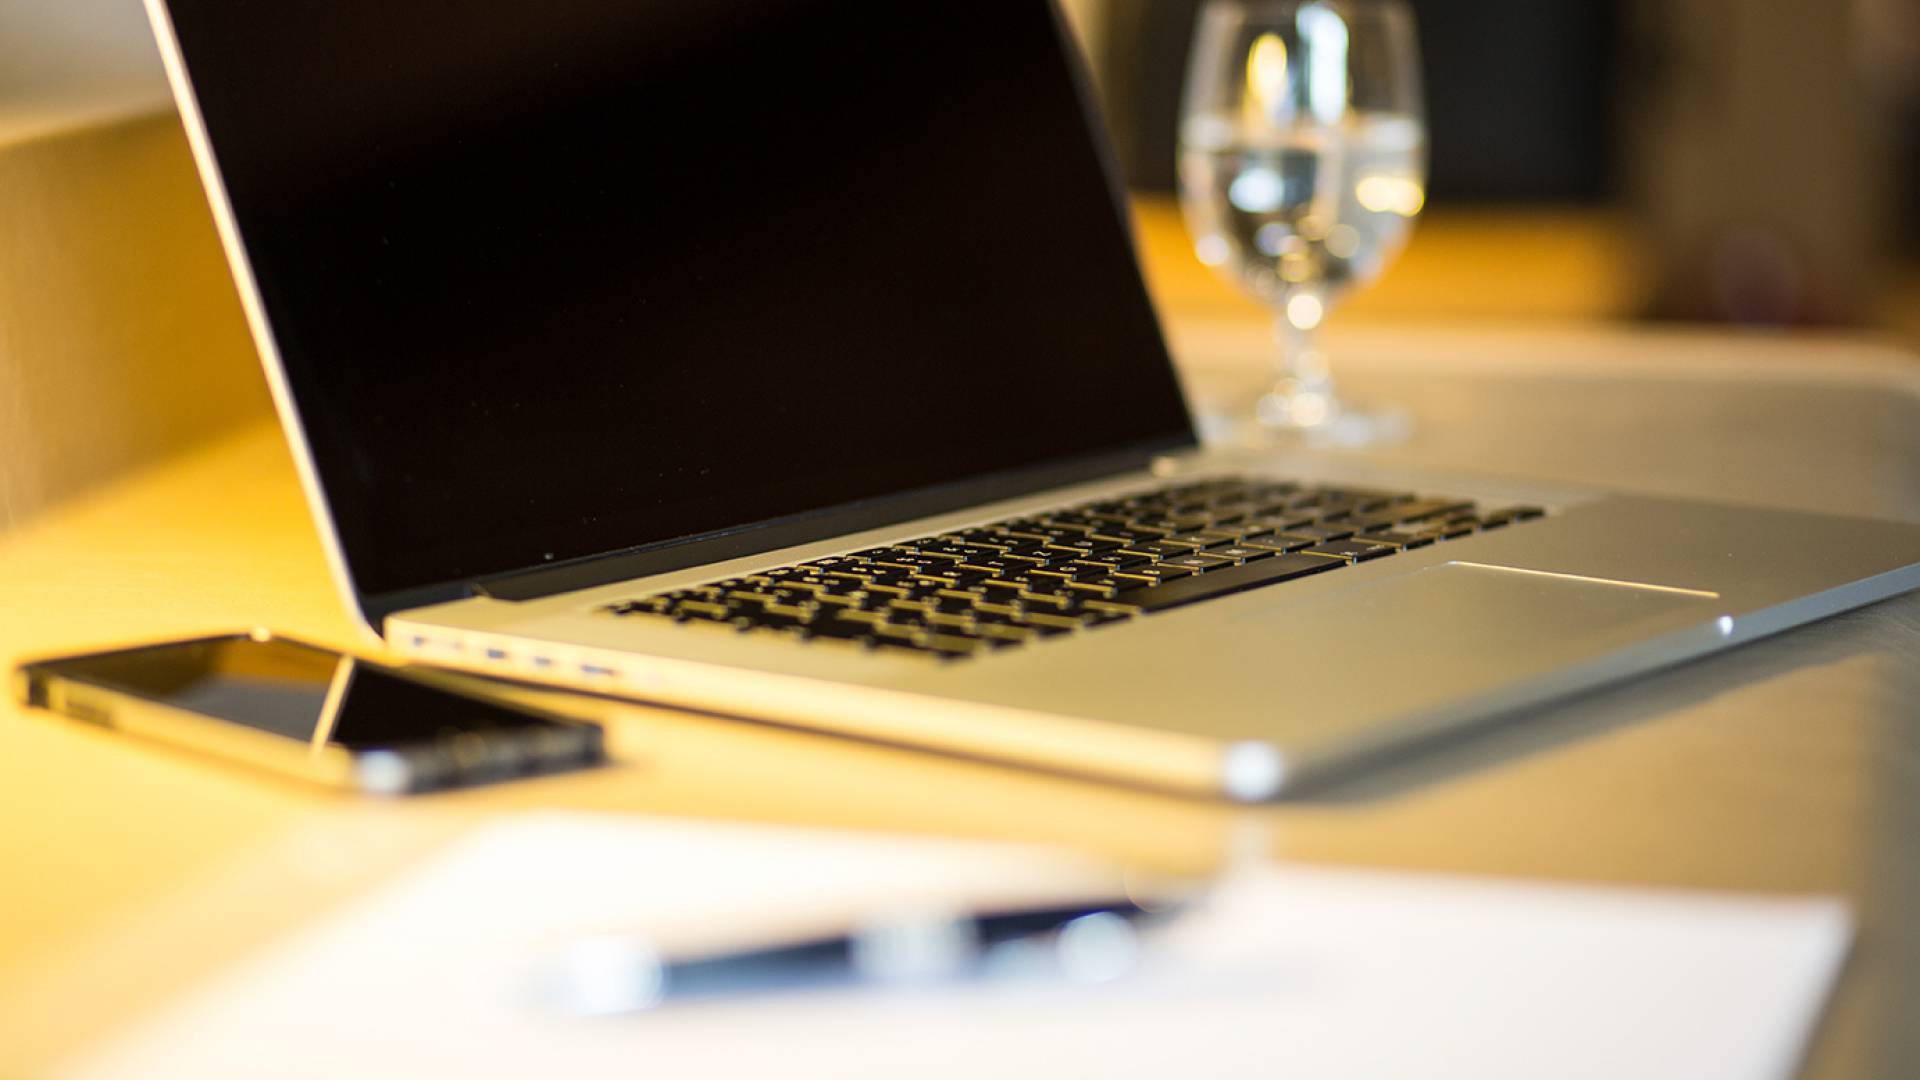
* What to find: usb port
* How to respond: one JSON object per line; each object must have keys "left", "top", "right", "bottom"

{"left": 581, "top": 664, "right": 617, "bottom": 678}
{"left": 485, "top": 648, "right": 508, "bottom": 661}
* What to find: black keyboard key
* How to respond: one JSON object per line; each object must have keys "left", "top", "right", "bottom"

{"left": 725, "top": 589, "right": 783, "bottom": 605}
{"left": 1396, "top": 497, "right": 1478, "bottom": 521}
{"left": 1111, "top": 563, "right": 1196, "bottom": 586}
{"left": 972, "top": 591, "right": 1026, "bottom": 613}
{"left": 926, "top": 592, "right": 979, "bottom": 613}
{"left": 910, "top": 541, "right": 978, "bottom": 560}
{"left": 1301, "top": 539, "right": 1397, "bottom": 562}
{"left": 751, "top": 608, "right": 815, "bottom": 631}
{"left": 1280, "top": 523, "right": 1356, "bottom": 543}
{"left": 1118, "top": 552, "right": 1346, "bottom": 613}
{"left": 1045, "top": 537, "right": 1124, "bottom": 556}
{"left": 1074, "top": 596, "right": 1143, "bottom": 616}
{"left": 870, "top": 553, "right": 964, "bottom": 572}
{"left": 1347, "top": 512, "right": 1406, "bottom": 532}
{"left": 1071, "top": 551, "right": 1152, "bottom": 571}
{"left": 606, "top": 597, "right": 672, "bottom": 616}
{"left": 1125, "top": 539, "right": 1206, "bottom": 558}
{"left": 1241, "top": 513, "right": 1317, "bottom": 533}
{"left": 766, "top": 586, "right": 826, "bottom": 606}
{"left": 1027, "top": 526, "right": 1096, "bottom": 543}
{"left": 871, "top": 621, "right": 924, "bottom": 644}
{"left": 883, "top": 602, "right": 934, "bottom": 625}
{"left": 1167, "top": 530, "right": 1241, "bottom": 550}
{"left": 1028, "top": 563, "right": 1111, "bottom": 583}
{"left": 1209, "top": 544, "right": 1278, "bottom": 562}
{"left": 800, "top": 556, "right": 864, "bottom": 573}
{"left": 967, "top": 555, "right": 1045, "bottom": 574}
{"left": 1314, "top": 487, "right": 1413, "bottom": 511}
{"left": 1481, "top": 506, "right": 1546, "bottom": 527}
{"left": 1159, "top": 553, "right": 1238, "bottom": 572}
{"left": 911, "top": 566, "right": 991, "bottom": 588}
{"left": 1128, "top": 514, "right": 1213, "bottom": 533}
{"left": 1011, "top": 581, "right": 1071, "bottom": 601}
{"left": 1306, "top": 500, "right": 1364, "bottom": 521}
{"left": 1088, "top": 527, "right": 1173, "bottom": 545}
{"left": 674, "top": 599, "right": 737, "bottom": 621}
{"left": 1349, "top": 499, "right": 1473, "bottom": 532}
{"left": 1018, "top": 591, "right": 1077, "bottom": 612}
{"left": 805, "top": 618, "right": 878, "bottom": 642}
{"left": 1361, "top": 530, "right": 1437, "bottom": 550}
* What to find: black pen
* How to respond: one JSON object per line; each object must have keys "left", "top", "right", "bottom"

{"left": 536, "top": 899, "right": 1165, "bottom": 1016}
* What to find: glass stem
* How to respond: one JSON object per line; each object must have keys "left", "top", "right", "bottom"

{"left": 1263, "top": 284, "right": 1336, "bottom": 427}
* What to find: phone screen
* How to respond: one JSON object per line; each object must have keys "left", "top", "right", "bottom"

{"left": 40, "top": 636, "right": 572, "bottom": 749}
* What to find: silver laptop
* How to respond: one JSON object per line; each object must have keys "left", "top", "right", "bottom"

{"left": 146, "top": 0, "right": 1920, "bottom": 800}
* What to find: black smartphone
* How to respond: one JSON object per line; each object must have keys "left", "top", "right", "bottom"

{"left": 14, "top": 633, "right": 606, "bottom": 794}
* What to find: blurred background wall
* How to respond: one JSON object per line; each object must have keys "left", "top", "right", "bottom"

{"left": 1066, "top": 0, "right": 1919, "bottom": 341}
{"left": 0, "top": 0, "right": 265, "bottom": 530}
{"left": 0, "top": 0, "right": 167, "bottom": 136}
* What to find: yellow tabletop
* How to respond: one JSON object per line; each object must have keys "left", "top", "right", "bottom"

{"left": 4, "top": 293, "right": 1920, "bottom": 1073}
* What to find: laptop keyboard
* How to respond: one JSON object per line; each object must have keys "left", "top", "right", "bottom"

{"left": 598, "top": 476, "right": 1544, "bottom": 660}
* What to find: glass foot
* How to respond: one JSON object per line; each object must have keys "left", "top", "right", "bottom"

{"left": 1196, "top": 390, "right": 1412, "bottom": 450}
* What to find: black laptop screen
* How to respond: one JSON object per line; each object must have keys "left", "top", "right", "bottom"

{"left": 160, "top": 1, "right": 1193, "bottom": 601}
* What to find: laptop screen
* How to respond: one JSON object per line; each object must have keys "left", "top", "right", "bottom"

{"left": 158, "top": 0, "right": 1194, "bottom": 604}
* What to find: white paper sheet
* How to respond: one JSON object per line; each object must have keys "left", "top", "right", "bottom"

{"left": 62, "top": 813, "right": 1850, "bottom": 1080}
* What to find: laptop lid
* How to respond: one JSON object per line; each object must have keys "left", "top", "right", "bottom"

{"left": 148, "top": 0, "right": 1196, "bottom": 629}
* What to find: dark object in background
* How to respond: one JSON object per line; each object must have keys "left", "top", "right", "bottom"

{"left": 1622, "top": 0, "right": 1895, "bottom": 328}
{"left": 1091, "top": 0, "right": 1617, "bottom": 203}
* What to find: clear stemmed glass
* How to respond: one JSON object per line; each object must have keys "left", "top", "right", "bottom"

{"left": 1178, "top": 0, "right": 1426, "bottom": 444}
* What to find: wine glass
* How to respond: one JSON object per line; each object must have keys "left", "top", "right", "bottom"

{"left": 1177, "top": 0, "right": 1426, "bottom": 443}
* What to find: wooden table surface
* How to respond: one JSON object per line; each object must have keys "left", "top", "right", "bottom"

{"left": 3, "top": 317, "right": 1918, "bottom": 1078}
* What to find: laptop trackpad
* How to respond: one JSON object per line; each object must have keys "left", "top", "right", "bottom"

{"left": 1237, "top": 561, "right": 1720, "bottom": 661}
